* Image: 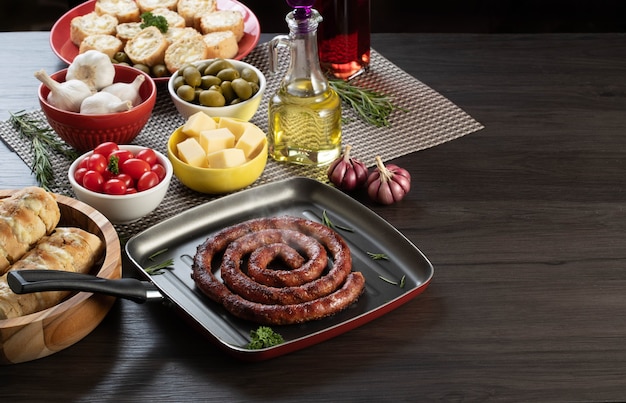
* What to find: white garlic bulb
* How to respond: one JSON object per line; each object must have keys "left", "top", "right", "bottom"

{"left": 67, "top": 50, "right": 116, "bottom": 92}
{"left": 80, "top": 92, "right": 132, "bottom": 115}
{"left": 34, "top": 69, "right": 93, "bottom": 113}
{"left": 101, "top": 74, "right": 145, "bottom": 106}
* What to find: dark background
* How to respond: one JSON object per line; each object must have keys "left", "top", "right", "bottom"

{"left": 2, "top": 0, "right": 626, "bottom": 33}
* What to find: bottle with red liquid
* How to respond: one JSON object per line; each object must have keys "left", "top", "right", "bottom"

{"left": 315, "top": 0, "right": 371, "bottom": 80}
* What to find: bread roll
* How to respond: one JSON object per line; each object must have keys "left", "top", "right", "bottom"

{"left": 164, "top": 36, "right": 209, "bottom": 73}
{"left": 95, "top": 0, "right": 141, "bottom": 24}
{"left": 164, "top": 26, "right": 203, "bottom": 44}
{"left": 135, "top": 0, "right": 179, "bottom": 13}
{"left": 124, "top": 26, "right": 169, "bottom": 66}
{"left": 203, "top": 31, "right": 239, "bottom": 59}
{"left": 115, "top": 21, "right": 143, "bottom": 44}
{"left": 0, "top": 227, "right": 104, "bottom": 319}
{"left": 70, "top": 12, "right": 119, "bottom": 46}
{"left": 151, "top": 7, "right": 186, "bottom": 28}
{"left": 79, "top": 34, "right": 124, "bottom": 58}
{"left": 177, "top": 0, "right": 217, "bottom": 29}
{"left": 0, "top": 187, "right": 60, "bottom": 275}
{"left": 199, "top": 10, "right": 244, "bottom": 41}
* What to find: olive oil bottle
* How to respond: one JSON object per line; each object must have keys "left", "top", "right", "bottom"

{"left": 268, "top": 4, "right": 342, "bottom": 166}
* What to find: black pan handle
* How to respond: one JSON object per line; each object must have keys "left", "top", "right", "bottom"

{"left": 7, "top": 270, "right": 163, "bottom": 304}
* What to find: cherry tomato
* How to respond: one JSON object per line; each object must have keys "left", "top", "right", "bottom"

{"left": 86, "top": 153, "right": 108, "bottom": 173}
{"left": 121, "top": 158, "right": 151, "bottom": 180}
{"left": 82, "top": 170, "right": 104, "bottom": 193}
{"left": 151, "top": 163, "right": 167, "bottom": 181}
{"left": 109, "top": 149, "right": 134, "bottom": 166}
{"left": 74, "top": 167, "right": 88, "bottom": 184}
{"left": 125, "top": 187, "right": 137, "bottom": 195}
{"left": 77, "top": 156, "right": 89, "bottom": 170}
{"left": 93, "top": 141, "right": 119, "bottom": 158}
{"left": 115, "top": 173, "right": 134, "bottom": 189}
{"left": 103, "top": 178, "right": 127, "bottom": 195}
{"left": 136, "top": 148, "right": 157, "bottom": 166}
{"left": 137, "top": 171, "right": 159, "bottom": 191}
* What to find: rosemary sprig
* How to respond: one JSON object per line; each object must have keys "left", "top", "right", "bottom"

{"left": 322, "top": 210, "right": 353, "bottom": 232}
{"left": 379, "top": 274, "right": 406, "bottom": 288}
{"left": 329, "top": 79, "right": 398, "bottom": 127}
{"left": 367, "top": 252, "right": 389, "bottom": 260}
{"left": 144, "top": 258, "right": 174, "bottom": 275}
{"left": 9, "top": 111, "right": 78, "bottom": 190}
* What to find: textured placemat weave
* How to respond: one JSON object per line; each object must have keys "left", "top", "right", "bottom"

{"left": 0, "top": 44, "right": 483, "bottom": 240}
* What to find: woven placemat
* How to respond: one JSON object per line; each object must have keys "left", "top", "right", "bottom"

{"left": 0, "top": 44, "right": 483, "bottom": 240}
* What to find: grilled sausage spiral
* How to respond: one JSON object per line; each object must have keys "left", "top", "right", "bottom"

{"left": 192, "top": 216, "right": 365, "bottom": 325}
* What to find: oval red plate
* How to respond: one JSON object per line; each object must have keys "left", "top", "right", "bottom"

{"left": 49, "top": 0, "right": 261, "bottom": 83}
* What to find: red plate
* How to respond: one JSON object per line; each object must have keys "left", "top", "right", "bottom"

{"left": 49, "top": 0, "right": 261, "bottom": 83}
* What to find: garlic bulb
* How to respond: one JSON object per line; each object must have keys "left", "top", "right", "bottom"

{"left": 67, "top": 50, "right": 116, "bottom": 92}
{"left": 101, "top": 75, "right": 145, "bottom": 106}
{"left": 80, "top": 92, "right": 132, "bottom": 115}
{"left": 34, "top": 69, "right": 92, "bottom": 112}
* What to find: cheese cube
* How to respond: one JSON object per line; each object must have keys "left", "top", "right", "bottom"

{"left": 235, "top": 125, "right": 266, "bottom": 159}
{"left": 217, "top": 117, "right": 247, "bottom": 140}
{"left": 176, "top": 137, "right": 207, "bottom": 167}
{"left": 206, "top": 148, "right": 246, "bottom": 168}
{"left": 198, "top": 128, "right": 236, "bottom": 154}
{"left": 182, "top": 111, "right": 217, "bottom": 138}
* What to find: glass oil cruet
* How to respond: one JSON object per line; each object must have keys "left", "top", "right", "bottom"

{"left": 267, "top": 0, "right": 342, "bottom": 166}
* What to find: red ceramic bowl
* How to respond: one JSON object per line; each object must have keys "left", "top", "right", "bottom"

{"left": 38, "top": 64, "right": 156, "bottom": 152}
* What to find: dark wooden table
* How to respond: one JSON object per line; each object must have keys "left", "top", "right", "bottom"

{"left": 2, "top": 31, "right": 626, "bottom": 401}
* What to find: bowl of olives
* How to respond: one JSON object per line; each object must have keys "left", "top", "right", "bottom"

{"left": 167, "top": 58, "right": 266, "bottom": 122}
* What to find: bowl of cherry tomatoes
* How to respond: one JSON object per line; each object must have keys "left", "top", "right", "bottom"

{"left": 68, "top": 142, "right": 172, "bottom": 224}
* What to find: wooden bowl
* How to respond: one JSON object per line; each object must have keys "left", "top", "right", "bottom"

{"left": 0, "top": 190, "right": 121, "bottom": 364}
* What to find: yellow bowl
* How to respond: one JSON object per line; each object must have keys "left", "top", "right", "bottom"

{"left": 167, "top": 119, "right": 268, "bottom": 194}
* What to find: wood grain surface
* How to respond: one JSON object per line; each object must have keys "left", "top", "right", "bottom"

{"left": 1, "top": 31, "right": 626, "bottom": 401}
{"left": 0, "top": 190, "right": 122, "bottom": 364}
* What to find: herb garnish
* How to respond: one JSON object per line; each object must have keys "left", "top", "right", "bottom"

{"left": 322, "top": 210, "right": 353, "bottom": 232}
{"left": 140, "top": 12, "right": 169, "bottom": 33}
{"left": 144, "top": 258, "right": 174, "bottom": 275}
{"left": 329, "top": 79, "right": 399, "bottom": 127}
{"left": 144, "top": 250, "right": 174, "bottom": 275}
{"left": 246, "top": 326, "right": 284, "bottom": 349}
{"left": 367, "top": 252, "right": 388, "bottom": 260}
{"left": 9, "top": 111, "right": 78, "bottom": 191}
{"left": 379, "top": 274, "right": 406, "bottom": 288}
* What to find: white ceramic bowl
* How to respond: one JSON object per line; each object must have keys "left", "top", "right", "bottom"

{"left": 167, "top": 59, "right": 266, "bottom": 121}
{"left": 68, "top": 145, "right": 173, "bottom": 224}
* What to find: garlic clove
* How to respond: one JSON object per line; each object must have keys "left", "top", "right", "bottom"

{"left": 34, "top": 69, "right": 93, "bottom": 113}
{"left": 79, "top": 91, "right": 132, "bottom": 115}
{"left": 101, "top": 74, "right": 145, "bottom": 106}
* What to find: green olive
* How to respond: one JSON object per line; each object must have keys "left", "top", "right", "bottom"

{"left": 249, "top": 82, "right": 260, "bottom": 95}
{"left": 201, "top": 75, "right": 222, "bottom": 89}
{"left": 220, "top": 81, "right": 236, "bottom": 103}
{"left": 205, "top": 59, "right": 233, "bottom": 75}
{"left": 240, "top": 67, "right": 259, "bottom": 84}
{"left": 152, "top": 64, "right": 168, "bottom": 78}
{"left": 199, "top": 90, "right": 226, "bottom": 107}
{"left": 172, "top": 75, "right": 186, "bottom": 90}
{"left": 176, "top": 85, "right": 196, "bottom": 102}
{"left": 195, "top": 60, "right": 213, "bottom": 74}
{"left": 216, "top": 68, "right": 240, "bottom": 82}
{"left": 114, "top": 52, "right": 130, "bottom": 64}
{"left": 231, "top": 78, "right": 253, "bottom": 100}
{"left": 133, "top": 64, "right": 151, "bottom": 75}
{"left": 182, "top": 66, "right": 202, "bottom": 87}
